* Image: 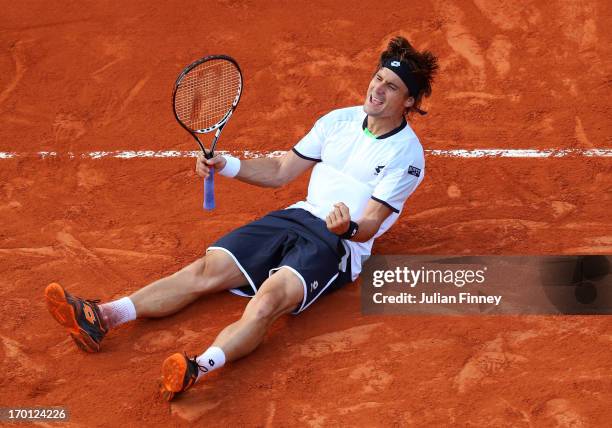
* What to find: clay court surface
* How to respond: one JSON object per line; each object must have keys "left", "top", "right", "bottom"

{"left": 1, "top": 0, "right": 611, "bottom": 426}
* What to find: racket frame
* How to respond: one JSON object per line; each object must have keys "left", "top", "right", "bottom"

{"left": 172, "top": 54, "right": 243, "bottom": 159}
{"left": 172, "top": 55, "right": 243, "bottom": 210}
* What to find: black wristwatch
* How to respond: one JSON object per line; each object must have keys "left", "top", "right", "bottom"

{"left": 339, "top": 221, "right": 359, "bottom": 239}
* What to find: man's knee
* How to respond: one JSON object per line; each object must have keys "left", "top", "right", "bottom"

{"left": 244, "top": 269, "right": 304, "bottom": 322}
{"left": 188, "top": 251, "right": 245, "bottom": 293}
{"left": 247, "top": 291, "right": 282, "bottom": 323}
{"left": 189, "top": 256, "right": 218, "bottom": 292}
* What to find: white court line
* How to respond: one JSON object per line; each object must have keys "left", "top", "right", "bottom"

{"left": 0, "top": 149, "right": 611, "bottom": 159}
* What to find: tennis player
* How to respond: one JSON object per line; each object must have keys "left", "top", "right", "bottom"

{"left": 45, "top": 36, "right": 438, "bottom": 400}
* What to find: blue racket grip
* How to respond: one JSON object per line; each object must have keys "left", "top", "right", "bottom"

{"left": 203, "top": 168, "right": 215, "bottom": 210}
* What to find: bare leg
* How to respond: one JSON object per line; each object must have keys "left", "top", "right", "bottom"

{"left": 211, "top": 267, "right": 304, "bottom": 362}
{"left": 125, "top": 250, "right": 247, "bottom": 319}
{"left": 160, "top": 268, "right": 304, "bottom": 399}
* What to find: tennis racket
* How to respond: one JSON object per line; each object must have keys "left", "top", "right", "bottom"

{"left": 172, "top": 55, "right": 243, "bottom": 210}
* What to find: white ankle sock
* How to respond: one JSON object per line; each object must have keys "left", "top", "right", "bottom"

{"left": 195, "top": 346, "right": 226, "bottom": 381}
{"left": 100, "top": 297, "right": 137, "bottom": 329}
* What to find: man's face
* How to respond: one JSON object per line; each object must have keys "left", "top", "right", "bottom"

{"left": 363, "top": 67, "right": 414, "bottom": 119}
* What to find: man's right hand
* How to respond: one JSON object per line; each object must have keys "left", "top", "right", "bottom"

{"left": 195, "top": 153, "right": 227, "bottom": 179}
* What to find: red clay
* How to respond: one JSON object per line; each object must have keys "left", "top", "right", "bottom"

{"left": 1, "top": 0, "right": 611, "bottom": 426}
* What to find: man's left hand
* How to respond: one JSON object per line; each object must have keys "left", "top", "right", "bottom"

{"left": 326, "top": 202, "right": 351, "bottom": 235}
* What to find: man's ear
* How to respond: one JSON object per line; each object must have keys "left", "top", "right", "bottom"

{"left": 404, "top": 96, "right": 415, "bottom": 108}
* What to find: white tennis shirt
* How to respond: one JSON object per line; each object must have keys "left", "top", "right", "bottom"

{"left": 288, "top": 106, "right": 425, "bottom": 280}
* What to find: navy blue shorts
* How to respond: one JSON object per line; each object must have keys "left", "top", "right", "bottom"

{"left": 208, "top": 208, "right": 352, "bottom": 313}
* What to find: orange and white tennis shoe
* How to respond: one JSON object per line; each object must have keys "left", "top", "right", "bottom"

{"left": 45, "top": 282, "right": 108, "bottom": 353}
{"left": 160, "top": 353, "right": 202, "bottom": 401}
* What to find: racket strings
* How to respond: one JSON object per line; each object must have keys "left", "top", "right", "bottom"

{"left": 175, "top": 60, "right": 241, "bottom": 131}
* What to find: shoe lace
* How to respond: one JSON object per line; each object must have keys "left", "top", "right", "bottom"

{"left": 184, "top": 352, "right": 207, "bottom": 375}
{"left": 82, "top": 299, "right": 107, "bottom": 332}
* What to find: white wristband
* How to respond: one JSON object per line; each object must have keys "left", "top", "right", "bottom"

{"left": 219, "top": 155, "right": 241, "bottom": 178}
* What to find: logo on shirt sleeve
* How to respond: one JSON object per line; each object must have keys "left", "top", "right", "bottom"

{"left": 374, "top": 165, "right": 386, "bottom": 175}
{"left": 408, "top": 165, "right": 421, "bottom": 177}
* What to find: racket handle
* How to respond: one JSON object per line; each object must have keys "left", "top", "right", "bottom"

{"left": 203, "top": 168, "right": 215, "bottom": 210}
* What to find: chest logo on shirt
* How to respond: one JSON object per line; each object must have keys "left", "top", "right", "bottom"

{"left": 374, "top": 165, "right": 386, "bottom": 175}
{"left": 408, "top": 165, "right": 421, "bottom": 177}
